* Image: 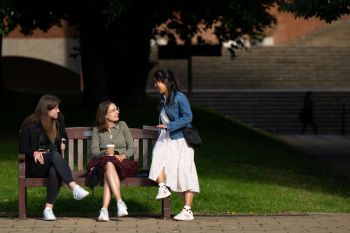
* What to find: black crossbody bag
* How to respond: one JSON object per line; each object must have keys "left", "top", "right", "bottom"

{"left": 182, "top": 127, "right": 202, "bottom": 148}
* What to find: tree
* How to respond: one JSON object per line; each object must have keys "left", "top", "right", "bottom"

{"left": 278, "top": 0, "right": 350, "bottom": 23}
{"left": 0, "top": 0, "right": 16, "bottom": 93}
{"left": 0, "top": 0, "right": 276, "bottom": 107}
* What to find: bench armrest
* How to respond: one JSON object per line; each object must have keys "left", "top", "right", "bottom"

{"left": 18, "top": 154, "right": 25, "bottom": 162}
{"left": 18, "top": 154, "right": 26, "bottom": 178}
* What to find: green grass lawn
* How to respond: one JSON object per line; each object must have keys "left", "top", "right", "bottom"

{"left": 0, "top": 90, "right": 350, "bottom": 217}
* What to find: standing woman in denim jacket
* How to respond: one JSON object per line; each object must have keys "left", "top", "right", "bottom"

{"left": 149, "top": 68, "right": 200, "bottom": 221}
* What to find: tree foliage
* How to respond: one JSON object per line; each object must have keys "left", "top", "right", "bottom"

{"left": 1, "top": 0, "right": 276, "bottom": 49}
{"left": 278, "top": 0, "right": 350, "bottom": 23}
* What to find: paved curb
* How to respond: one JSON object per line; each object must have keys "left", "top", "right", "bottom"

{"left": 1, "top": 214, "right": 349, "bottom": 233}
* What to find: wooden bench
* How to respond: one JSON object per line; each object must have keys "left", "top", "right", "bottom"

{"left": 18, "top": 127, "right": 170, "bottom": 219}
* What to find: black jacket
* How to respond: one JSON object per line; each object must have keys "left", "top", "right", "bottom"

{"left": 19, "top": 112, "right": 67, "bottom": 163}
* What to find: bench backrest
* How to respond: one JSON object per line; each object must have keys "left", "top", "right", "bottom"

{"left": 64, "top": 127, "right": 158, "bottom": 171}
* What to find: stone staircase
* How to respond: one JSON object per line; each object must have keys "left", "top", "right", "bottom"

{"left": 148, "top": 46, "right": 350, "bottom": 90}
{"left": 190, "top": 91, "right": 350, "bottom": 134}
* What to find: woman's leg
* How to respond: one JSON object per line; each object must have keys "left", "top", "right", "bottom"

{"left": 47, "top": 152, "right": 75, "bottom": 186}
{"left": 155, "top": 167, "right": 171, "bottom": 200}
{"left": 104, "top": 162, "right": 122, "bottom": 201}
{"left": 157, "top": 168, "right": 166, "bottom": 183}
{"left": 101, "top": 162, "right": 128, "bottom": 217}
{"left": 184, "top": 191, "right": 193, "bottom": 206}
{"left": 28, "top": 162, "right": 57, "bottom": 209}
{"left": 102, "top": 175, "right": 112, "bottom": 209}
{"left": 173, "top": 191, "right": 195, "bottom": 221}
{"left": 47, "top": 151, "right": 89, "bottom": 200}
{"left": 46, "top": 166, "right": 62, "bottom": 207}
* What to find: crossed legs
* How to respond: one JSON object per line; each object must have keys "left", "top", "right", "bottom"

{"left": 102, "top": 162, "right": 122, "bottom": 208}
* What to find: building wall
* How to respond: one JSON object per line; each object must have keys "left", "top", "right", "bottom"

{"left": 268, "top": 8, "right": 327, "bottom": 45}
{"left": 2, "top": 21, "right": 81, "bottom": 74}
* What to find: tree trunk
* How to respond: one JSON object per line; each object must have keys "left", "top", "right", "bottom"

{"left": 0, "top": 35, "right": 5, "bottom": 93}
{"left": 104, "top": 2, "right": 154, "bottom": 106}
{"left": 80, "top": 1, "right": 154, "bottom": 107}
{"left": 79, "top": 3, "right": 108, "bottom": 109}
{"left": 80, "top": 34, "right": 107, "bottom": 109}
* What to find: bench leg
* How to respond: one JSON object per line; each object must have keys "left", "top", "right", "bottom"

{"left": 162, "top": 197, "right": 170, "bottom": 219}
{"left": 18, "top": 178, "right": 27, "bottom": 218}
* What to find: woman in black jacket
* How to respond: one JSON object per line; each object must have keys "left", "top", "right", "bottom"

{"left": 19, "top": 94, "right": 89, "bottom": 221}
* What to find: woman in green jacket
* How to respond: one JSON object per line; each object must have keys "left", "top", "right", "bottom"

{"left": 91, "top": 101, "right": 135, "bottom": 221}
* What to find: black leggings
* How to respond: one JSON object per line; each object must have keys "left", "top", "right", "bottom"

{"left": 27, "top": 151, "right": 74, "bottom": 205}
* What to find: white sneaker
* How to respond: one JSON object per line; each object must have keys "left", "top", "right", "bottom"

{"left": 155, "top": 186, "right": 171, "bottom": 200}
{"left": 97, "top": 208, "right": 109, "bottom": 222}
{"left": 174, "top": 208, "right": 194, "bottom": 221}
{"left": 73, "top": 185, "right": 89, "bottom": 200}
{"left": 43, "top": 207, "right": 56, "bottom": 221}
{"left": 117, "top": 201, "right": 128, "bottom": 217}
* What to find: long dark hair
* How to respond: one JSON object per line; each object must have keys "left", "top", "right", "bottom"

{"left": 96, "top": 100, "right": 114, "bottom": 131}
{"left": 21, "top": 94, "right": 60, "bottom": 143}
{"left": 153, "top": 68, "right": 180, "bottom": 105}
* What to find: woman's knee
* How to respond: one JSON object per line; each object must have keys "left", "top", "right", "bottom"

{"left": 48, "top": 166, "right": 61, "bottom": 182}
{"left": 104, "top": 162, "right": 119, "bottom": 175}
{"left": 104, "top": 161, "right": 115, "bottom": 170}
{"left": 50, "top": 151, "right": 63, "bottom": 161}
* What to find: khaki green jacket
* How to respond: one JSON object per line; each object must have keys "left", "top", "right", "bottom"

{"left": 91, "top": 121, "right": 135, "bottom": 159}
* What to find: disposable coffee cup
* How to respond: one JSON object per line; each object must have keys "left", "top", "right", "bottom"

{"left": 106, "top": 144, "right": 115, "bottom": 155}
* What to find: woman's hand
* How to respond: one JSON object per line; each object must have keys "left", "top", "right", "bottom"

{"left": 33, "top": 151, "right": 45, "bottom": 164}
{"left": 115, "top": 154, "right": 127, "bottom": 162}
{"left": 156, "top": 124, "right": 167, "bottom": 129}
{"left": 105, "top": 151, "right": 114, "bottom": 156}
{"left": 60, "top": 143, "right": 66, "bottom": 151}
{"left": 61, "top": 138, "right": 66, "bottom": 151}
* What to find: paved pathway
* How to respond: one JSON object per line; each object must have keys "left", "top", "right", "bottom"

{"left": 1, "top": 214, "right": 350, "bottom": 233}
{"left": 277, "top": 135, "right": 350, "bottom": 179}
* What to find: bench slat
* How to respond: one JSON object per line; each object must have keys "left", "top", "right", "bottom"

{"left": 78, "top": 139, "right": 84, "bottom": 171}
{"left": 87, "top": 139, "right": 92, "bottom": 161}
{"left": 130, "top": 128, "right": 158, "bottom": 139}
{"left": 142, "top": 139, "right": 148, "bottom": 170}
{"left": 68, "top": 139, "right": 74, "bottom": 170}
{"left": 133, "top": 139, "right": 139, "bottom": 162}
{"left": 66, "top": 127, "right": 93, "bottom": 139}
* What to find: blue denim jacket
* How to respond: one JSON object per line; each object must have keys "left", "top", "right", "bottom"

{"left": 159, "top": 91, "right": 193, "bottom": 140}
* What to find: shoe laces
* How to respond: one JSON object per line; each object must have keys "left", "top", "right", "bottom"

{"left": 118, "top": 201, "right": 127, "bottom": 209}
{"left": 183, "top": 208, "right": 192, "bottom": 214}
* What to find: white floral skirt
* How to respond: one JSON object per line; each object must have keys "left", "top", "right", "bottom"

{"left": 148, "top": 130, "right": 200, "bottom": 193}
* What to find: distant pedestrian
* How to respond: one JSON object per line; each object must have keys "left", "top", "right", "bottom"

{"left": 299, "top": 91, "right": 318, "bottom": 134}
